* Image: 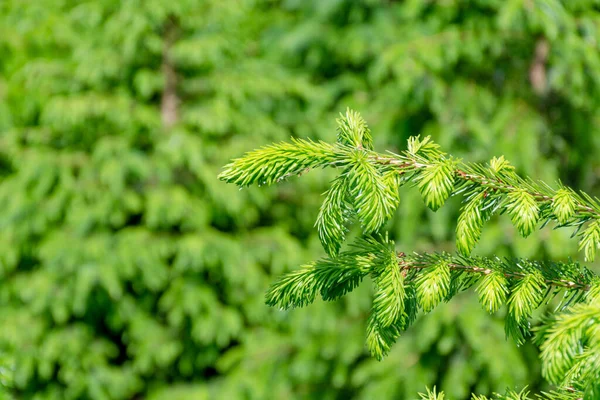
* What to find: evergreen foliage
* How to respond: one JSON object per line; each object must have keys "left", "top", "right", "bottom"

{"left": 221, "top": 110, "right": 600, "bottom": 398}
{"left": 4, "top": 0, "right": 600, "bottom": 398}
{"left": 0, "top": 1, "right": 338, "bottom": 398}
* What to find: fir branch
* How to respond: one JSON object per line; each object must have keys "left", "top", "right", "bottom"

{"left": 402, "top": 254, "right": 594, "bottom": 294}
{"left": 422, "top": 386, "right": 584, "bottom": 400}
{"left": 415, "top": 259, "right": 451, "bottom": 313}
{"left": 456, "top": 190, "right": 494, "bottom": 256}
{"left": 371, "top": 250, "right": 405, "bottom": 327}
{"left": 222, "top": 108, "right": 600, "bottom": 392}
{"left": 218, "top": 138, "right": 344, "bottom": 186}
{"left": 220, "top": 110, "right": 600, "bottom": 260}
{"left": 346, "top": 150, "right": 399, "bottom": 234}
{"left": 476, "top": 270, "right": 508, "bottom": 314}
{"left": 536, "top": 300, "right": 600, "bottom": 397}
{"left": 265, "top": 256, "right": 369, "bottom": 310}
{"left": 369, "top": 139, "right": 600, "bottom": 259}
{"left": 415, "top": 158, "right": 457, "bottom": 211}
{"left": 336, "top": 108, "right": 374, "bottom": 150}
{"left": 316, "top": 173, "right": 352, "bottom": 256}
{"left": 366, "top": 312, "right": 401, "bottom": 361}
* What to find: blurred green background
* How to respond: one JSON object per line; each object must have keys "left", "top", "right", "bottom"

{"left": 1, "top": 0, "right": 600, "bottom": 399}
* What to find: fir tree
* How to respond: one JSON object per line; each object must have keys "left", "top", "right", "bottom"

{"left": 220, "top": 109, "right": 600, "bottom": 399}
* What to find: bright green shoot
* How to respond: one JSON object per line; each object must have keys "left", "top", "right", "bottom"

{"left": 220, "top": 109, "right": 600, "bottom": 399}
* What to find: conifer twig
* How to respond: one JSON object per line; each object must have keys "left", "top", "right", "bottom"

{"left": 220, "top": 108, "right": 600, "bottom": 395}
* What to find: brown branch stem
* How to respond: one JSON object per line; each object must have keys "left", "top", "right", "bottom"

{"left": 161, "top": 16, "right": 180, "bottom": 129}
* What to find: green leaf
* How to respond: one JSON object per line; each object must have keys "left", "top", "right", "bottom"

{"left": 336, "top": 108, "right": 373, "bottom": 150}
{"left": 416, "top": 159, "right": 456, "bottom": 212}
{"left": 504, "top": 189, "right": 540, "bottom": 237}
{"left": 552, "top": 188, "right": 577, "bottom": 225}
{"left": 415, "top": 260, "right": 451, "bottom": 313}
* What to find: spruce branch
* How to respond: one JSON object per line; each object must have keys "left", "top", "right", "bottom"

{"left": 220, "top": 108, "right": 600, "bottom": 393}
{"left": 553, "top": 188, "right": 578, "bottom": 225}
{"left": 264, "top": 234, "right": 596, "bottom": 359}
{"left": 264, "top": 256, "right": 369, "bottom": 310}
{"left": 536, "top": 299, "right": 600, "bottom": 398}
{"left": 336, "top": 108, "right": 374, "bottom": 150}
{"left": 371, "top": 249, "right": 405, "bottom": 327}
{"left": 366, "top": 311, "right": 401, "bottom": 361}
{"left": 508, "top": 271, "right": 546, "bottom": 322}
{"left": 578, "top": 219, "right": 600, "bottom": 262}
{"left": 218, "top": 138, "right": 344, "bottom": 187}
{"left": 316, "top": 173, "right": 353, "bottom": 256}
{"left": 419, "top": 386, "right": 446, "bottom": 400}
{"left": 421, "top": 386, "right": 585, "bottom": 400}
{"left": 220, "top": 109, "right": 600, "bottom": 261}
{"left": 456, "top": 190, "right": 494, "bottom": 256}
{"left": 347, "top": 150, "right": 399, "bottom": 234}
{"left": 504, "top": 189, "right": 541, "bottom": 238}
{"left": 476, "top": 270, "right": 508, "bottom": 314}
{"left": 402, "top": 253, "right": 594, "bottom": 295}
{"left": 415, "top": 259, "right": 451, "bottom": 313}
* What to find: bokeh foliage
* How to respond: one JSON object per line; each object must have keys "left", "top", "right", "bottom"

{"left": 1, "top": 0, "right": 600, "bottom": 399}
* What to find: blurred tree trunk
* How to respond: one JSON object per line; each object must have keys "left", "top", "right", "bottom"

{"left": 161, "top": 16, "right": 179, "bottom": 128}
